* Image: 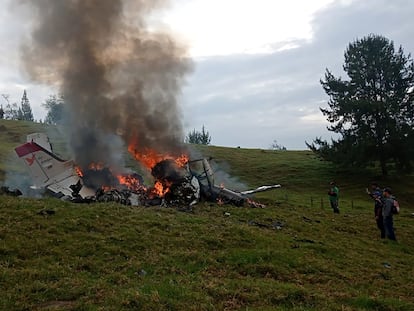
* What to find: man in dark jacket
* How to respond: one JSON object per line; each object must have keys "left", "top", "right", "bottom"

{"left": 382, "top": 188, "right": 397, "bottom": 241}
{"left": 366, "top": 182, "right": 385, "bottom": 238}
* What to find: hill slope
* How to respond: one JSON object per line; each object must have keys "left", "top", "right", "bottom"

{"left": 1, "top": 119, "right": 413, "bottom": 310}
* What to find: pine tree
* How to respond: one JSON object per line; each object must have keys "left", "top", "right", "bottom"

{"left": 20, "top": 90, "right": 34, "bottom": 121}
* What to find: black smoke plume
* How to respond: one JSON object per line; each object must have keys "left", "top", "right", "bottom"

{"left": 20, "top": 0, "right": 192, "bottom": 171}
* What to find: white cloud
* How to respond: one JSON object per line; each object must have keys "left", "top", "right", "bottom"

{"left": 163, "top": 0, "right": 334, "bottom": 57}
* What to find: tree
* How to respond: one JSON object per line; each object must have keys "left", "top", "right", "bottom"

{"left": 1, "top": 94, "right": 15, "bottom": 120}
{"left": 42, "top": 94, "right": 65, "bottom": 125}
{"left": 4, "top": 102, "right": 19, "bottom": 120}
{"left": 307, "top": 34, "right": 414, "bottom": 175}
{"left": 185, "top": 125, "right": 212, "bottom": 145}
{"left": 270, "top": 139, "right": 286, "bottom": 150}
{"left": 20, "top": 90, "right": 34, "bottom": 121}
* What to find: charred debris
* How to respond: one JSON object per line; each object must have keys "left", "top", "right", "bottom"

{"left": 63, "top": 157, "right": 280, "bottom": 209}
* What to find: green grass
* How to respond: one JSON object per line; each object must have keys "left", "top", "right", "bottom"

{"left": 1, "top": 119, "right": 414, "bottom": 310}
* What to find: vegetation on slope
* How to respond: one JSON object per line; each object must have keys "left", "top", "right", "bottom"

{"left": 1, "top": 119, "right": 413, "bottom": 310}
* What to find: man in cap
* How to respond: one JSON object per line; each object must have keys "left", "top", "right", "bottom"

{"left": 366, "top": 182, "right": 385, "bottom": 238}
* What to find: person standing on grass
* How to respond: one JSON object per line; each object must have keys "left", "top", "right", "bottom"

{"left": 366, "top": 182, "right": 385, "bottom": 239}
{"left": 382, "top": 188, "right": 397, "bottom": 241}
{"left": 328, "top": 181, "right": 340, "bottom": 214}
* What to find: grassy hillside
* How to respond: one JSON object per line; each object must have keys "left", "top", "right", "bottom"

{"left": 1, "top": 119, "right": 414, "bottom": 310}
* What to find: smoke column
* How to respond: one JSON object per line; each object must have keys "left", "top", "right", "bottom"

{"left": 20, "top": 0, "right": 192, "bottom": 171}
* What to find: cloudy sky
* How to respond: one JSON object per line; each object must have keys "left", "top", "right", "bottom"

{"left": 1, "top": 0, "right": 413, "bottom": 149}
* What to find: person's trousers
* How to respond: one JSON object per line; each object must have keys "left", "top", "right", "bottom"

{"left": 383, "top": 216, "right": 396, "bottom": 240}
{"left": 330, "top": 200, "right": 339, "bottom": 213}
{"left": 376, "top": 217, "right": 385, "bottom": 238}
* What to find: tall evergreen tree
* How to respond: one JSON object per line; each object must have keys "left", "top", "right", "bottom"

{"left": 20, "top": 90, "right": 34, "bottom": 121}
{"left": 307, "top": 34, "right": 414, "bottom": 175}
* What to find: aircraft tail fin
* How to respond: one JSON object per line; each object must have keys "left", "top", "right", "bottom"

{"left": 14, "top": 137, "right": 94, "bottom": 198}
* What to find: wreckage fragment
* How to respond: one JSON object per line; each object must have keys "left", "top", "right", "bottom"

{"left": 164, "top": 176, "right": 200, "bottom": 207}
{"left": 152, "top": 159, "right": 200, "bottom": 206}
{"left": 187, "top": 158, "right": 275, "bottom": 207}
{"left": 240, "top": 185, "right": 281, "bottom": 195}
{"left": 95, "top": 188, "right": 140, "bottom": 206}
{"left": 0, "top": 186, "right": 23, "bottom": 197}
{"left": 205, "top": 185, "right": 246, "bottom": 207}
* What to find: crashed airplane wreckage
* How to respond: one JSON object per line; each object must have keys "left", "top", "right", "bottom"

{"left": 14, "top": 133, "right": 281, "bottom": 208}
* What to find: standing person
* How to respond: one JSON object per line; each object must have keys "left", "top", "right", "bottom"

{"left": 382, "top": 188, "right": 397, "bottom": 241}
{"left": 366, "top": 182, "right": 385, "bottom": 238}
{"left": 328, "top": 181, "right": 340, "bottom": 214}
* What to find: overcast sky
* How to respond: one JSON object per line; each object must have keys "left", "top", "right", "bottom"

{"left": 1, "top": 0, "right": 413, "bottom": 149}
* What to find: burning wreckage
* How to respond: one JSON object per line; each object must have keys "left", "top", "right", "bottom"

{"left": 13, "top": 133, "right": 281, "bottom": 208}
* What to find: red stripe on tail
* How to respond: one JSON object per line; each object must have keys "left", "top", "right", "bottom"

{"left": 14, "top": 142, "right": 43, "bottom": 157}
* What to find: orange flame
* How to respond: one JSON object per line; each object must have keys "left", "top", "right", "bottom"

{"left": 128, "top": 143, "right": 188, "bottom": 170}
{"left": 101, "top": 185, "right": 112, "bottom": 192}
{"left": 117, "top": 174, "right": 144, "bottom": 191}
{"left": 175, "top": 154, "right": 189, "bottom": 167}
{"left": 246, "top": 198, "right": 266, "bottom": 208}
{"left": 74, "top": 143, "right": 188, "bottom": 198}
{"left": 151, "top": 180, "right": 172, "bottom": 197}
{"left": 75, "top": 166, "right": 83, "bottom": 177}
{"left": 88, "top": 162, "right": 105, "bottom": 170}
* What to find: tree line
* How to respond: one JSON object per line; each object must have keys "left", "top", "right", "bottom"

{"left": 0, "top": 91, "right": 213, "bottom": 145}
{"left": 1, "top": 90, "right": 34, "bottom": 121}
{"left": 1, "top": 92, "right": 68, "bottom": 125}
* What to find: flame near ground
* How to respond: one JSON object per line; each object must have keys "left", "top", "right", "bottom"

{"left": 76, "top": 146, "right": 190, "bottom": 199}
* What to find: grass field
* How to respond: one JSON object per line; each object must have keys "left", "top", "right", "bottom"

{"left": 1, "top": 119, "right": 413, "bottom": 310}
